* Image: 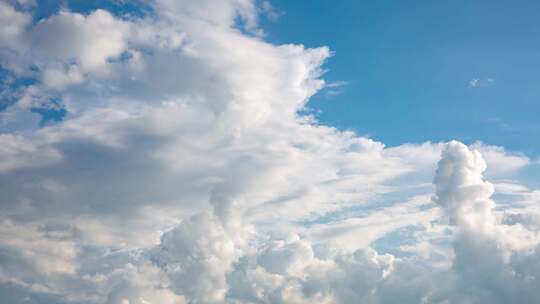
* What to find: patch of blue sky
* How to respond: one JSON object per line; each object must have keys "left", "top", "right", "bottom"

{"left": 30, "top": 97, "right": 67, "bottom": 126}
{"left": 0, "top": 67, "right": 38, "bottom": 111}
{"left": 31, "top": 0, "right": 153, "bottom": 22}
{"left": 0, "top": 64, "right": 65, "bottom": 127}
{"left": 520, "top": 163, "right": 540, "bottom": 189}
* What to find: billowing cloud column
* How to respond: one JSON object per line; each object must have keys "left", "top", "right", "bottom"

{"left": 433, "top": 141, "right": 497, "bottom": 233}
{"left": 432, "top": 141, "right": 540, "bottom": 304}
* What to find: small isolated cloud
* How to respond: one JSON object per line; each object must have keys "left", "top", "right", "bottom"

{"left": 468, "top": 77, "right": 495, "bottom": 88}
{"left": 325, "top": 80, "right": 348, "bottom": 88}
{"left": 260, "top": 1, "right": 283, "bottom": 21}
{"left": 323, "top": 80, "right": 348, "bottom": 97}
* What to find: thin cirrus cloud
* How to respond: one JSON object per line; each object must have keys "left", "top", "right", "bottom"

{"left": 0, "top": 1, "right": 538, "bottom": 303}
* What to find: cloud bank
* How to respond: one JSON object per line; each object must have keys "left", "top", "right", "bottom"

{"left": 0, "top": 1, "right": 539, "bottom": 303}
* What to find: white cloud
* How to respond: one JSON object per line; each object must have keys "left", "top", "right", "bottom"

{"left": 323, "top": 80, "right": 348, "bottom": 97}
{"left": 42, "top": 64, "right": 84, "bottom": 89}
{"left": 468, "top": 77, "right": 495, "bottom": 88}
{"left": 31, "top": 9, "right": 130, "bottom": 71}
{"left": 433, "top": 141, "right": 497, "bottom": 230}
{"left": 471, "top": 141, "right": 530, "bottom": 177}
{"left": 0, "top": 1, "right": 539, "bottom": 303}
{"left": 0, "top": 133, "right": 61, "bottom": 172}
{"left": 0, "top": 1, "right": 30, "bottom": 49}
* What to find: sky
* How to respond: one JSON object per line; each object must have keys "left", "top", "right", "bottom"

{"left": 265, "top": 0, "right": 540, "bottom": 156}
{"left": 0, "top": 1, "right": 540, "bottom": 304}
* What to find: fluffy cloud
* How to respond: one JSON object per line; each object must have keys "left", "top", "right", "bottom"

{"left": 0, "top": 0, "right": 30, "bottom": 48}
{"left": 31, "top": 9, "right": 130, "bottom": 71}
{"left": 0, "top": 1, "right": 539, "bottom": 303}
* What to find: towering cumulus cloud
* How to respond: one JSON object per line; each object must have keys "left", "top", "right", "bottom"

{"left": 431, "top": 142, "right": 540, "bottom": 304}
{"left": 434, "top": 141, "right": 497, "bottom": 231}
{"left": 0, "top": 1, "right": 539, "bottom": 303}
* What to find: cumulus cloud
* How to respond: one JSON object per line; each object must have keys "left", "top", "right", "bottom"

{"left": 433, "top": 141, "right": 497, "bottom": 230}
{"left": 0, "top": 1, "right": 539, "bottom": 303}
{"left": 41, "top": 64, "right": 84, "bottom": 89}
{"left": 0, "top": 0, "right": 30, "bottom": 49}
{"left": 31, "top": 9, "right": 130, "bottom": 71}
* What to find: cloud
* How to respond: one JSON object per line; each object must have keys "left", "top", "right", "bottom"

{"left": 0, "top": 1, "right": 539, "bottom": 303}
{"left": 260, "top": 1, "right": 283, "bottom": 21}
{"left": 433, "top": 142, "right": 540, "bottom": 304}
{"left": 0, "top": 133, "right": 61, "bottom": 172}
{"left": 433, "top": 141, "right": 497, "bottom": 229}
{"left": 42, "top": 64, "right": 84, "bottom": 89}
{"left": 0, "top": 1, "right": 30, "bottom": 49}
{"left": 323, "top": 80, "right": 348, "bottom": 97}
{"left": 31, "top": 9, "right": 130, "bottom": 71}
{"left": 471, "top": 141, "right": 530, "bottom": 177}
{"left": 468, "top": 77, "right": 495, "bottom": 88}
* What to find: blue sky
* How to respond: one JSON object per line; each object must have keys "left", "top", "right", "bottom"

{"left": 264, "top": 0, "right": 540, "bottom": 156}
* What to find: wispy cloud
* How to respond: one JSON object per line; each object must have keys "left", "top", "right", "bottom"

{"left": 324, "top": 80, "right": 348, "bottom": 97}
{"left": 260, "top": 1, "right": 283, "bottom": 21}
{"left": 468, "top": 77, "right": 495, "bottom": 88}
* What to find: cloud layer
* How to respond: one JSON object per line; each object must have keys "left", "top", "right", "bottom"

{"left": 0, "top": 1, "right": 539, "bottom": 303}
